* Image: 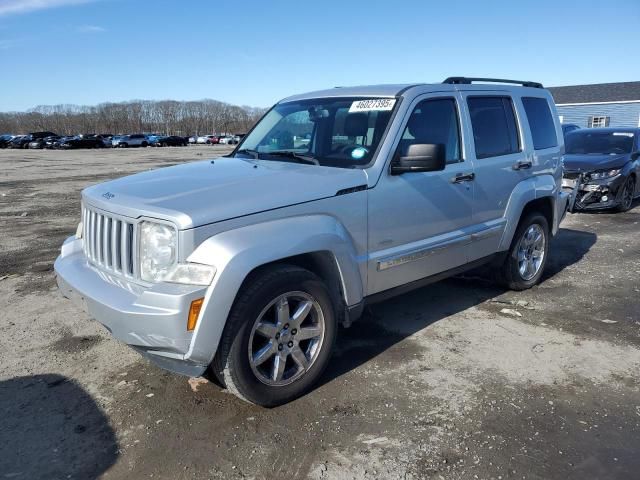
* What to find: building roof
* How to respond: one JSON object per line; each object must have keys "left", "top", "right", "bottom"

{"left": 548, "top": 82, "right": 640, "bottom": 104}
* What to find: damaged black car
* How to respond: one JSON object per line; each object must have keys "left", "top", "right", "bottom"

{"left": 563, "top": 128, "right": 640, "bottom": 212}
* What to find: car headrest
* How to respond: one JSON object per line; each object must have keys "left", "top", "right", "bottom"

{"left": 407, "top": 110, "right": 451, "bottom": 145}
{"left": 344, "top": 113, "right": 369, "bottom": 137}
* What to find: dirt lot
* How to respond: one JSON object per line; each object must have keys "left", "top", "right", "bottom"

{"left": 1, "top": 146, "right": 639, "bottom": 480}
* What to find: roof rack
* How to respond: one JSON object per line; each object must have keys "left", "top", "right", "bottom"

{"left": 443, "top": 77, "right": 543, "bottom": 89}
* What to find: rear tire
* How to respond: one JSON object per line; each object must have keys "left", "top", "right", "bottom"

{"left": 497, "top": 212, "right": 549, "bottom": 291}
{"left": 211, "top": 265, "right": 337, "bottom": 407}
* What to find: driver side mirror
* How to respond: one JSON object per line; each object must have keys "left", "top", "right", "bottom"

{"left": 390, "top": 143, "right": 446, "bottom": 175}
{"left": 631, "top": 151, "right": 640, "bottom": 161}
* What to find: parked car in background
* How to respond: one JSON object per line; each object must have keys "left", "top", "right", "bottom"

{"left": 217, "top": 135, "right": 232, "bottom": 144}
{"left": 9, "top": 135, "right": 31, "bottom": 149}
{"left": 98, "top": 134, "right": 114, "bottom": 147}
{"left": 28, "top": 136, "right": 61, "bottom": 149}
{"left": 196, "top": 135, "right": 218, "bottom": 144}
{"left": 151, "top": 135, "right": 188, "bottom": 147}
{"left": 112, "top": 134, "right": 149, "bottom": 148}
{"left": 42, "top": 135, "right": 63, "bottom": 149}
{"left": 563, "top": 128, "right": 640, "bottom": 212}
{"left": 58, "top": 135, "right": 105, "bottom": 149}
{"left": 562, "top": 123, "right": 580, "bottom": 139}
{"left": 0, "top": 134, "right": 16, "bottom": 148}
{"left": 51, "top": 136, "right": 76, "bottom": 148}
{"left": 56, "top": 77, "right": 569, "bottom": 406}
{"left": 145, "top": 134, "right": 163, "bottom": 144}
{"left": 9, "top": 131, "right": 57, "bottom": 149}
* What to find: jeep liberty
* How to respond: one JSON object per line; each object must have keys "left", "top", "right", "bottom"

{"left": 55, "top": 77, "right": 570, "bottom": 406}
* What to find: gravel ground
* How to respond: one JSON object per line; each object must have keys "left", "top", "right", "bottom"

{"left": 0, "top": 146, "right": 639, "bottom": 480}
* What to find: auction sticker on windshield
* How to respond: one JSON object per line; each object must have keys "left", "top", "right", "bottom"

{"left": 349, "top": 99, "right": 396, "bottom": 113}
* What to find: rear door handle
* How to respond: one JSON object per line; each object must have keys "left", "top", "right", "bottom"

{"left": 451, "top": 172, "right": 475, "bottom": 183}
{"left": 513, "top": 160, "right": 532, "bottom": 170}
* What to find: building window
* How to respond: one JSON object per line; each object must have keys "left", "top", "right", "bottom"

{"left": 589, "top": 116, "right": 610, "bottom": 128}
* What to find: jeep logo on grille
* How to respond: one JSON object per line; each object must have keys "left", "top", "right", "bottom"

{"left": 102, "top": 192, "right": 115, "bottom": 200}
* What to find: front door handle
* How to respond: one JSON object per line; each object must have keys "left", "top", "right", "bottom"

{"left": 451, "top": 172, "right": 475, "bottom": 183}
{"left": 513, "top": 160, "right": 532, "bottom": 170}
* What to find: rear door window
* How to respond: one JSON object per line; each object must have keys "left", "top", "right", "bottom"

{"left": 467, "top": 97, "right": 520, "bottom": 159}
{"left": 522, "top": 97, "right": 558, "bottom": 150}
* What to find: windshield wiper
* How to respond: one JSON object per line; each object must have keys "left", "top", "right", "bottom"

{"left": 267, "top": 150, "right": 319, "bottom": 165}
{"left": 235, "top": 148, "right": 260, "bottom": 159}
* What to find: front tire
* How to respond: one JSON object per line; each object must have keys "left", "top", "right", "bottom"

{"left": 498, "top": 212, "right": 549, "bottom": 291}
{"left": 616, "top": 176, "right": 635, "bottom": 213}
{"left": 211, "top": 265, "right": 336, "bottom": 407}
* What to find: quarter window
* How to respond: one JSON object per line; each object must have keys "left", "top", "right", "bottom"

{"left": 522, "top": 97, "right": 558, "bottom": 150}
{"left": 398, "top": 98, "right": 462, "bottom": 164}
{"left": 467, "top": 97, "right": 520, "bottom": 159}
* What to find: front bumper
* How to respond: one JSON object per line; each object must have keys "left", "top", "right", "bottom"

{"left": 54, "top": 236, "right": 209, "bottom": 377}
{"left": 563, "top": 174, "right": 626, "bottom": 211}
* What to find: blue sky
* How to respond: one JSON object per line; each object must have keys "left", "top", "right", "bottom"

{"left": 0, "top": 0, "right": 638, "bottom": 111}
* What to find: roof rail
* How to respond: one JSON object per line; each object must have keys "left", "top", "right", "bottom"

{"left": 443, "top": 77, "right": 543, "bottom": 89}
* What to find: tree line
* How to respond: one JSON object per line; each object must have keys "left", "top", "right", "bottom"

{"left": 0, "top": 99, "right": 268, "bottom": 136}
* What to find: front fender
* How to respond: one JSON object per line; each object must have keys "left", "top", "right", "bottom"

{"left": 184, "top": 215, "right": 363, "bottom": 366}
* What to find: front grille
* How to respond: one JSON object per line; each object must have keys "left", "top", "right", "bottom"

{"left": 82, "top": 205, "right": 137, "bottom": 278}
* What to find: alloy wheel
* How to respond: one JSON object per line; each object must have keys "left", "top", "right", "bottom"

{"left": 621, "top": 178, "right": 634, "bottom": 210}
{"left": 516, "top": 224, "right": 546, "bottom": 281}
{"left": 248, "top": 292, "right": 325, "bottom": 386}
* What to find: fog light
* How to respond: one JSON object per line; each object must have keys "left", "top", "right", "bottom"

{"left": 187, "top": 298, "right": 204, "bottom": 331}
{"left": 601, "top": 195, "right": 609, "bottom": 202}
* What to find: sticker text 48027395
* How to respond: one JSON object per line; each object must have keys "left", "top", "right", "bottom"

{"left": 349, "top": 99, "right": 396, "bottom": 113}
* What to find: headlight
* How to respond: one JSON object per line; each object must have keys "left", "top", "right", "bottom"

{"left": 140, "top": 221, "right": 177, "bottom": 282}
{"left": 590, "top": 169, "right": 620, "bottom": 180}
{"left": 139, "top": 221, "right": 216, "bottom": 285}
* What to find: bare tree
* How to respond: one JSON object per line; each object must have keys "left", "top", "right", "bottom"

{"left": 0, "top": 99, "right": 267, "bottom": 136}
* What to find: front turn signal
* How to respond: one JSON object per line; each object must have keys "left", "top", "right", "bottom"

{"left": 187, "top": 298, "right": 204, "bottom": 331}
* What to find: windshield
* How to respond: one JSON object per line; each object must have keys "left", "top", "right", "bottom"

{"left": 235, "top": 97, "right": 397, "bottom": 168}
{"left": 566, "top": 131, "right": 636, "bottom": 155}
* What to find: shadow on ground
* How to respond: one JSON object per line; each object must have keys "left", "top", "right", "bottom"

{"left": 320, "top": 227, "right": 597, "bottom": 387}
{"left": 0, "top": 374, "right": 118, "bottom": 480}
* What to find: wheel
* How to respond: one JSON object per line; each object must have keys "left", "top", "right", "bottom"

{"left": 141, "top": 141, "right": 148, "bottom": 147}
{"left": 211, "top": 265, "right": 337, "bottom": 407}
{"left": 120, "top": 143, "right": 128, "bottom": 148}
{"left": 616, "top": 176, "right": 635, "bottom": 212}
{"left": 498, "top": 212, "right": 549, "bottom": 291}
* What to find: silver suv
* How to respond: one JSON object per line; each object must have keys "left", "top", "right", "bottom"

{"left": 55, "top": 78, "right": 569, "bottom": 406}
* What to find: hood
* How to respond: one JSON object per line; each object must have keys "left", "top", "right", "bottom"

{"left": 563, "top": 153, "right": 630, "bottom": 172}
{"left": 83, "top": 157, "right": 368, "bottom": 229}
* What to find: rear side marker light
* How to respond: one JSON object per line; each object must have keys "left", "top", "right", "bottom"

{"left": 187, "top": 298, "right": 204, "bottom": 331}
